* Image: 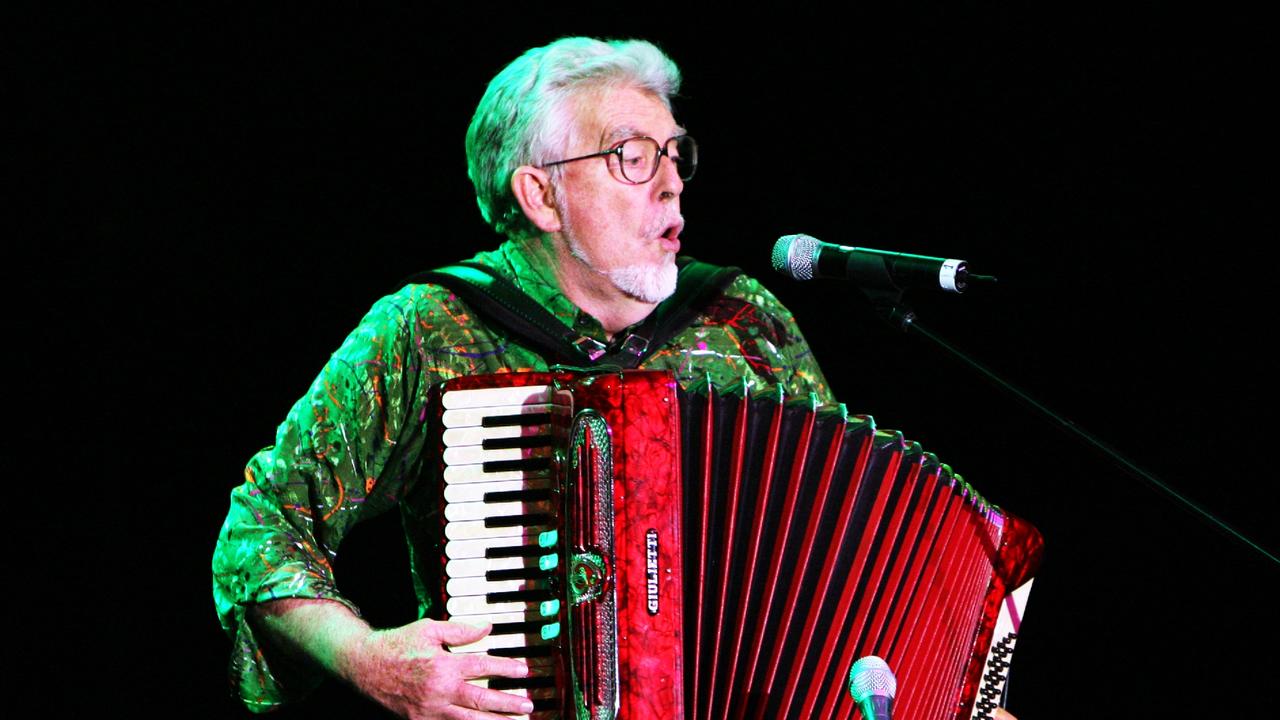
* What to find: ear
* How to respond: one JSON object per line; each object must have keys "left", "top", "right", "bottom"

{"left": 511, "top": 166, "right": 562, "bottom": 234}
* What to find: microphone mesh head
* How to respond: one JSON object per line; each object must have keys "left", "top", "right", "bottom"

{"left": 848, "top": 655, "right": 897, "bottom": 702}
{"left": 771, "top": 234, "right": 819, "bottom": 280}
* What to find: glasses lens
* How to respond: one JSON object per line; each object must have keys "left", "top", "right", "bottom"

{"left": 672, "top": 136, "right": 697, "bottom": 181}
{"left": 617, "top": 137, "right": 659, "bottom": 183}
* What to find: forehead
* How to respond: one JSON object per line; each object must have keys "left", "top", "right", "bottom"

{"left": 567, "top": 84, "right": 681, "bottom": 150}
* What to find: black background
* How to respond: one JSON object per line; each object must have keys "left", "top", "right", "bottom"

{"left": 22, "top": 5, "right": 1278, "bottom": 717}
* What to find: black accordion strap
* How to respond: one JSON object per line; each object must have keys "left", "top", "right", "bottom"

{"left": 407, "top": 261, "right": 584, "bottom": 366}
{"left": 405, "top": 257, "right": 741, "bottom": 369}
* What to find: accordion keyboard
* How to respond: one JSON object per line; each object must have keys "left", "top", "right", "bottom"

{"left": 439, "top": 383, "right": 571, "bottom": 714}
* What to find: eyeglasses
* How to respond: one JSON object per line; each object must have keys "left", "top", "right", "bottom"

{"left": 542, "top": 135, "right": 698, "bottom": 184}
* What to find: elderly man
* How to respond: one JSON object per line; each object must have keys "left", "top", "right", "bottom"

{"left": 214, "top": 37, "right": 831, "bottom": 718}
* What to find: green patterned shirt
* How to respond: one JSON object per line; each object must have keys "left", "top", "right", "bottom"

{"left": 212, "top": 240, "right": 833, "bottom": 710}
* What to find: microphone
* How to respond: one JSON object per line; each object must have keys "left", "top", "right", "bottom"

{"left": 848, "top": 655, "right": 897, "bottom": 720}
{"left": 771, "top": 234, "right": 994, "bottom": 293}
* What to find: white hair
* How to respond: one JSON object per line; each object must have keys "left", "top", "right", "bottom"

{"left": 465, "top": 37, "right": 682, "bottom": 239}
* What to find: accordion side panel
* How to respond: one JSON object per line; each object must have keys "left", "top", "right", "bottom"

{"left": 963, "top": 511, "right": 1044, "bottom": 720}
{"left": 566, "top": 408, "right": 615, "bottom": 718}
{"left": 576, "top": 372, "right": 685, "bottom": 720}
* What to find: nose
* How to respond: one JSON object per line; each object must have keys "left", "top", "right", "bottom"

{"left": 653, "top": 152, "right": 684, "bottom": 201}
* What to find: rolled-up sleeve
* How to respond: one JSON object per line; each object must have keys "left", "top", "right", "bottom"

{"left": 212, "top": 291, "right": 433, "bottom": 710}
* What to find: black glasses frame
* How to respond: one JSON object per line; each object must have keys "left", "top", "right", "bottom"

{"left": 541, "top": 135, "right": 697, "bottom": 184}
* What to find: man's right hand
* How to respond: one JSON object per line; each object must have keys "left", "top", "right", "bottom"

{"left": 342, "top": 618, "right": 534, "bottom": 719}
{"left": 254, "top": 598, "right": 533, "bottom": 719}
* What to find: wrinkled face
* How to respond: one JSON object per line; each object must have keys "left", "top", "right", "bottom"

{"left": 553, "top": 85, "right": 685, "bottom": 303}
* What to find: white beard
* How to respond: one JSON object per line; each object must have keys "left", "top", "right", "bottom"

{"left": 602, "top": 258, "right": 678, "bottom": 303}
{"left": 566, "top": 235, "right": 678, "bottom": 304}
{"left": 559, "top": 200, "right": 680, "bottom": 304}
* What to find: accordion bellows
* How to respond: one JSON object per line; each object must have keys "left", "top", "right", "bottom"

{"left": 431, "top": 370, "right": 1043, "bottom": 720}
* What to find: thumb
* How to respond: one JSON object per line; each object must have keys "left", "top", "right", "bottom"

{"left": 433, "top": 620, "right": 492, "bottom": 647}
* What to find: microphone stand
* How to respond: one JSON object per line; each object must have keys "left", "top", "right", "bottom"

{"left": 862, "top": 288, "right": 1278, "bottom": 567}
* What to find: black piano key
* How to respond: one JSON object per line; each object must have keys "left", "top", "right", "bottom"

{"left": 483, "top": 458, "right": 553, "bottom": 473}
{"left": 491, "top": 620, "right": 557, "bottom": 636}
{"left": 489, "top": 675, "right": 558, "bottom": 690}
{"left": 487, "top": 566, "right": 552, "bottom": 581}
{"left": 484, "top": 488, "right": 555, "bottom": 503}
{"left": 485, "top": 512, "right": 555, "bottom": 528}
{"left": 486, "top": 544, "right": 551, "bottom": 559}
{"left": 482, "top": 435, "right": 556, "bottom": 450}
{"left": 490, "top": 645, "right": 555, "bottom": 658}
{"left": 487, "top": 588, "right": 556, "bottom": 603}
{"left": 482, "top": 412, "right": 553, "bottom": 428}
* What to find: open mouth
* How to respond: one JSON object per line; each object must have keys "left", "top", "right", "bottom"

{"left": 659, "top": 221, "right": 683, "bottom": 252}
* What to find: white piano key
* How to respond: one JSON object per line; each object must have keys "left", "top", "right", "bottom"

{"left": 444, "top": 535, "right": 526, "bottom": 560}
{"left": 443, "top": 478, "right": 553, "bottom": 503}
{"left": 446, "top": 576, "right": 550, "bottom": 597}
{"left": 457, "top": 680, "right": 561, "bottom": 720}
{"left": 445, "top": 499, "right": 556, "bottom": 522}
{"left": 447, "top": 594, "right": 534, "bottom": 616}
{"left": 442, "top": 385, "right": 556, "bottom": 410}
{"left": 454, "top": 654, "right": 557, "bottom": 671}
{"left": 441, "top": 402, "right": 568, "bottom": 429}
{"left": 450, "top": 630, "right": 556, "bottom": 654}
{"left": 469, "top": 686, "right": 558, "bottom": 701}
{"left": 465, "top": 677, "right": 559, "bottom": 696}
{"left": 468, "top": 598, "right": 561, "bottom": 621}
{"left": 443, "top": 424, "right": 545, "bottom": 446}
{"left": 447, "top": 555, "right": 553, "bottom": 578}
{"left": 445, "top": 520, "right": 551, "bottom": 541}
{"left": 444, "top": 532, "right": 558, "bottom": 559}
{"left": 448, "top": 611, "right": 533, "bottom": 627}
{"left": 443, "top": 445, "right": 554, "bottom": 466}
{"left": 444, "top": 465, "right": 551, "bottom": 484}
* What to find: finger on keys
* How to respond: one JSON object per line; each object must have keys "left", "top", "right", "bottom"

{"left": 458, "top": 653, "right": 529, "bottom": 679}
{"left": 436, "top": 620, "right": 492, "bottom": 647}
{"left": 457, "top": 678, "right": 535, "bottom": 715}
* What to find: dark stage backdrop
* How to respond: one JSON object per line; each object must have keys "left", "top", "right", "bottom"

{"left": 23, "top": 6, "right": 1277, "bottom": 717}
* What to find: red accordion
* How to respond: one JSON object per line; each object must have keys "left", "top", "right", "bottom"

{"left": 431, "top": 370, "right": 1043, "bottom": 720}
